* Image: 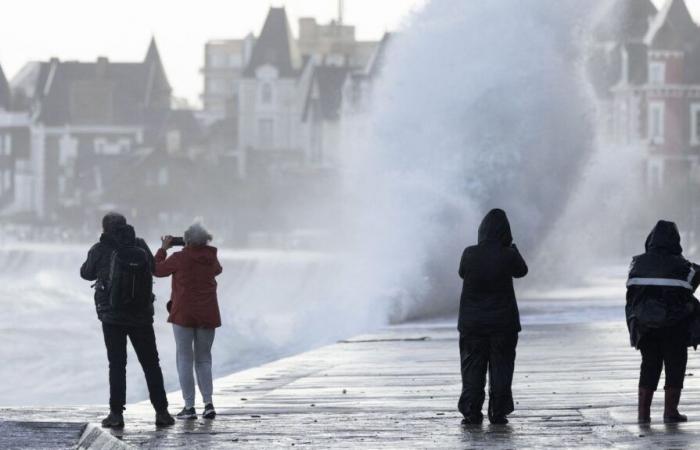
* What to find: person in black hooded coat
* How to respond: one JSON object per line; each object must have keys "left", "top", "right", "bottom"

{"left": 457, "top": 208, "right": 528, "bottom": 425}
{"left": 626, "top": 220, "right": 700, "bottom": 424}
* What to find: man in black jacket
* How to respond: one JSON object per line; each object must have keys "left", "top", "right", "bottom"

{"left": 80, "top": 212, "right": 174, "bottom": 428}
{"left": 457, "top": 208, "right": 528, "bottom": 425}
{"left": 626, "top": 220, "right": 700, "bottom": 424}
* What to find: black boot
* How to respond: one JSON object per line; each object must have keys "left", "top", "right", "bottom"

{"left": 101, "top": 411, "right": 124, "bottom": 429}
{"left": 663, "top": 387, "right": 688, "bottom": 423}
{"left": 155, "top": 409, "right": 175, "bottom": 426}
{"left": 638, "top": 387, "right": 653, "bottom": 424}
{"left": 461, "top": 412, "right": 484, "bottom": 425}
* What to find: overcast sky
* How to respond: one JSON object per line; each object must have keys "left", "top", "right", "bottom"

{"left": 0, "top": 0, "right": 696, "bottom": 107}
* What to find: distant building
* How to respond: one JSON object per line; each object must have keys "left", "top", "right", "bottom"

{"left": 201, "top": 7, "right": 376, "bottom": 124}
{"left": 589, "top": 0, "right": 700, "bottom": 235}
{"left": 238, "top": 7, "right": 305, "bottom": 175}
{"left": 200, "top": 35, "right": 256, "bottom": 121}
{"left": 593, "top": 0, "right": 700, "bottom": 194}
{"left": 297, "top": 17, "right": 376, "bottom": 68}
{"left": 341, "top": 33, "right": 393, "bottom": 116}
{"left": 0, "top": 39, "right": 205, "bottom": 222}
{"left": 202, "top": 6, "right": 380, "bottom": 177}
{"left": 0, "top": 64, "right": 31, "bottom": 212}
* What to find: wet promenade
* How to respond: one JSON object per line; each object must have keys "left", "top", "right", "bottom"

{"left": 3, "top": 315, "right": 700, "bottom": 448}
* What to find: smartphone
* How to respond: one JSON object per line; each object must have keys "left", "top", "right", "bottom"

{"left": 171, "top": 237, "right": 185, "bottom": 246}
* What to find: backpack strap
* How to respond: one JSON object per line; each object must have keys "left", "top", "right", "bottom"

{"left": 107, "top": 249, "right": 118, "bottom": 290}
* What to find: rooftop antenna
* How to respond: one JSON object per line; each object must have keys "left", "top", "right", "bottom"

{"left": 338, "top": 0, "right": 344, "bottom": 25}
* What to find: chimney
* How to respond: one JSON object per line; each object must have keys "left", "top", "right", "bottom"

{"left": 96, "top": 56, "right": 109, "bottom": 78}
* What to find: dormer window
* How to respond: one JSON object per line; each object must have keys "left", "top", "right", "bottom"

{"left": 261, "top": 82, "right": 273, "bottom": 104}
{"left": 649, "top": 62, "right": 666, "bottom": 85}
{"left": 0, "top": 134, "right": 11, "bottom": 156}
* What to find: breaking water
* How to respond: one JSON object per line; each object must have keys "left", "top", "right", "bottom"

{"left": 0, "top": 243, "right": 625, "bottom": 406}
{"left": 0, "top": 243, "right": 381, "bottom": 406}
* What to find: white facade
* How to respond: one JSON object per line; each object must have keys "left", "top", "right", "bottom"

{"left": 239, "top": 65, "right": 304, "bottom": 155}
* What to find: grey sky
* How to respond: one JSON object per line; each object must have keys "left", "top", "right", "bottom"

{"left": 0, "top": 0, "right": 696, "bottom": 107}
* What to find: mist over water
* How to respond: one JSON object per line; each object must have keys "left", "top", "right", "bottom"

{"left": 341, "top": 0, "right": 604, "bottom": 320}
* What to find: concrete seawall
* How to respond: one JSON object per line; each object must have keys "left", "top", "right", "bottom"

{"left": 2, "top": 320, "right": 700, "bottom": 448}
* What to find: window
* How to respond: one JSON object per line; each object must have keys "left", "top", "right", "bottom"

{"left": 261, "top": 83, "right": 273, "bottom": 104}
{"left": 208, "top": 79, "right": 227, "bottom": 95}
{"left": 167, "top": 130, "right": 181, "bottom": 153}
{"left": 649, "top": 101, "right": 665, "bottom": 144}
{"left": 158, "top": 167, "right": 169, "bottom": 186}
{"left": 209, "top": 53, "right": 227, "bottom": 68}
{"left": 0, "top": 134, "right": 11, "bottom": 156}
{"left": 94, "top": 138, "right": 106, "bottom": 154}
{"left": 258, "top": 119, "right": 274, "bottom": 148}
{"left": 691, "top": 103, "right": 700, "bottom": 145}
{"left": 649, "top": 62, "right": 666, "bottom": 84}
{"left": 94, "top": 138, "right": 129, "bottom": 155}
{"left": 229, "top": 54, "right": 242, "bottom": 67}
{"left": 3, "top": 135, "right": 10, "bottom": 156}
{"left": 59, "top": 134, "right": 77, "bottom": 166}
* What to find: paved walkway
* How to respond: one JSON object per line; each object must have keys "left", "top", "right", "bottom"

{"left": 3, "top": 319, "right": 700, "bottom": 448}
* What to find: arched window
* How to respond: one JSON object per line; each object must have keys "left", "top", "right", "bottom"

{"left": 261, "top": 83, "right": 272, "bottom": 104}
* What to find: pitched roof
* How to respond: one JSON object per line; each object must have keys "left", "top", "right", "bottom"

{"left": 684, "top": 40, "right": 700, "bottom": 83}
{"left": 594, "top": 0, "right": 657, "bottom": 42}
{"left": 25, "top": 41, "right": 172, "bottom": 127}
{"left": 365, "top": 33, "right": 393, "bottom": 78}
{"left": 0, "top": 63, "right": 10, "bottom": 109}
{"left": 645, "top": 0, "right": 699, "bottom": 50}
{"left": 144, "top": 37, "right": 172, "bottom": 105}
{"left": 303, "top": 65, "right": 350, "bottom": 121}
{"left": 243, "top": 7, "right": 301, "bottom": 77}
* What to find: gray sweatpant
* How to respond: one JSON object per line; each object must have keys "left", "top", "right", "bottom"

{"left": 172, "top": 324, "right": 216, "bottom": 408}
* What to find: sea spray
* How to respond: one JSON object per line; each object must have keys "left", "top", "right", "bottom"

{"left": 341, "top": 0, "right": 602, "bottom": 320}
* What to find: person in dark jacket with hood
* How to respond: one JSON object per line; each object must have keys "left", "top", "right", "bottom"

{"left": 156, "top": 222, "right": 222, "bottom": 421}
{"left": 626, "top": 220, "right": 700, "bottom": 424}
{"left": 457, "top": 208, "right": 528, "bottom": 425}
{"left": 80, "top": 212, "right": 174, "bottom": 428}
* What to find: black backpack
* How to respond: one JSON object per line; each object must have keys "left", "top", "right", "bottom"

{"left": 108, "top": 245, "right": 153, "bottom": 309}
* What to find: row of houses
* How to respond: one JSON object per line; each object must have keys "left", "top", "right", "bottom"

{"left": 0, "top": 7, "right": 391, "bottom": 234}
{"left": 2, "top": 0, "right": 699, "bottom": 236}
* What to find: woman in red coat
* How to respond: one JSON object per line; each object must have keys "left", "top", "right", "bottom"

{"left": 156, "top": 223, "right": 222, "bottom": 421}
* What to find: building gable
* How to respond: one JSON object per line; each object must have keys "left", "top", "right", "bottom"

{"left": 303, "top": 65, "right": 349, "bottom": 122}
{"left": 645, "top": 0, "right": 699, "bottom": 50}
{"left": 244, "top": 7, "right": 301, "bottom": 78}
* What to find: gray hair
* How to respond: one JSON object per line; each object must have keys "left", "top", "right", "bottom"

{"left": 184, "top": 222, "right": 213, "bottom": 247}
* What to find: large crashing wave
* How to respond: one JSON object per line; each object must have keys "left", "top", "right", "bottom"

{"left": 340, "top": 0, "right": 602, "bottom": 320}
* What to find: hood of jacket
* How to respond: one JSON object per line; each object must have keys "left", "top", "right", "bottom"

{"left": 645, "top": 220, "right": 682, "bottom": 256}
{"left": 478, "top": 208, "right": 513, "bottom": 246}
{"left": 183, "top": 245, "right": 218, "bottom": 265}
{"left": 100, "top": 224, "right": 136, "bottom": 248}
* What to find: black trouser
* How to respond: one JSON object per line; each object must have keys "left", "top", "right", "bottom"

{"left": 458, "top": 332, "right": 518, "bottom": 420}
{"left": 102, "top": 322, "right": 169, "bottom": 413}
{"left": 639, "top": 326, "right": 687, "bottom": 391}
